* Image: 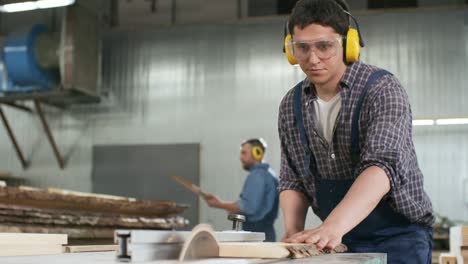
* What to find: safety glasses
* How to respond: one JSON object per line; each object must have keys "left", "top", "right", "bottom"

{"left": 285, "top": 37, "right": 342, "bottom": 61}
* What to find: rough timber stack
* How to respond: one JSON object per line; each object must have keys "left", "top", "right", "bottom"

{"left": 0, "top": 186, "right": 188, "bottom": 244}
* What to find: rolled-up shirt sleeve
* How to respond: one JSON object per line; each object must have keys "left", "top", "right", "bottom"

{"left": 356, "top": 75, "right": 413, "bottom": 191}
{"left": 236, "top": 171, "right": 267, "bottom": 222}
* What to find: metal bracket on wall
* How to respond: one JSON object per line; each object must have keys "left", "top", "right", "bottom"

{"left": 0, "top": 100, "right": 65, "bottom": 170}
{"left": 0, "top": 105, "right": 29, "bottom": 169}
{"left": 33, "top": 99, "right": 65, "bottom": 169}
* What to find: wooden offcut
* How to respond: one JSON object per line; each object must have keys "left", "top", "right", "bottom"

{"left": 63, "top": 244, "right": 118, "bottom": 253}
{"left": 218, "top": 242, "right": 348, "bottom": 259}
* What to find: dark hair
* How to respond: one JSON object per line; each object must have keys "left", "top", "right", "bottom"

{"left": 242, "top": 138, "right": 267, "bottom": 153}
{"left": 288, "top": 0, "right": 350, "bottom": 36}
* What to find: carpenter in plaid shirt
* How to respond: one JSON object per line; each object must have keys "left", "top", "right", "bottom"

{"left": 278, "top": 0, "right": 434, "bottom": 263}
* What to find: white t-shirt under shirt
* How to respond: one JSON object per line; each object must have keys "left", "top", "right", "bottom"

{"left": 312, "top": 93, "right": 341, "bottom": 144}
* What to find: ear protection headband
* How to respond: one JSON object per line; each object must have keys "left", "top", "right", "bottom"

{"left": 283, "top": 6, "right": 365, "bottom": 64}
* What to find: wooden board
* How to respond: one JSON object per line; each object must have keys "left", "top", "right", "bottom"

{"left": 0, "top": 232, "right": 67, "bottom": 257}
{"left": 63, "top": 244, "right": 118, "bottom": 253}
{"left": 0, "top": 245, "right": 63, "bottom": 257}
{"left": 179, "top": 224, "right": 347, "bottom": 260}
{"left": 0, "top": 233, "right": 67, "bottom": 245}
{"left": 172, "top": 176, "right": 212, "bottom": 199}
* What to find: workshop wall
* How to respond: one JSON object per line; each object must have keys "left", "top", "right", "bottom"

{"left": 0, "top": 7, "right": 466, "bottom": 236}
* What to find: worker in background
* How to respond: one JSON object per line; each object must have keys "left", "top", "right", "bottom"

{"left": 203, "top": 138, "right": 279, "bottom": 242}
{"left": 278, "top": 0, "right": 434, "bottom": 262}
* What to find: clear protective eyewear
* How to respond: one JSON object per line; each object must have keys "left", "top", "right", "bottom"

{"left": 285, "top": 37, "right": 342, "bottom": 61}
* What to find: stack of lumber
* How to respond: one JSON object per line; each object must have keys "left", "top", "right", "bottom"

{"left": 440, "top": 225, "right": 468, "bottom": 264}
{"left": 0, "top": 186, "right": 188, "bottom": 244}
{"left": 0, "top": 233, "right": 67, "bottom": 256}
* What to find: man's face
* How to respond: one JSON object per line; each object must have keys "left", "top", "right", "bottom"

{"left": 240, "top": 144, "right": 256, "bottom": 170}
{"left": 292, "top": 24, "right": 347, "bottom": 87}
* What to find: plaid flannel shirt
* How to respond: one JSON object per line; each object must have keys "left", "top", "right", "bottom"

{"left": 278, "top": 61, "right": 434, "bottom": 226}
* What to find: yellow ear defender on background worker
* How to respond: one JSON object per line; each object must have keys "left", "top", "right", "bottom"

{"left": 251, "top": 145, "right": 264, "bottom": 161}
{"left": 283, "top": 3, "right": 365, "bottom": 64}
{"left": 242, "top": 138, "right": 267, "bottom": 162}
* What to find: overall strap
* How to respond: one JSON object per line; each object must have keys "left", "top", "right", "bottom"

{"left": 350, "top": 69, "right": 392, "bottom": 164}
{"left": 292, "top": 81, "right": 318, "bottom": 177}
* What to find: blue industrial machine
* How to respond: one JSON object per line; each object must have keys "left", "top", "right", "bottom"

{"left": 0, "top": 4, "right": 100, "bottom": 170}
{"left": 1, "top": 24, "right": 59, "bottom": 93}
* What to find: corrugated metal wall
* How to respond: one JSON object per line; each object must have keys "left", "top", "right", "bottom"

{"left": 359, "top": 8, "right": 468, "bottom": 223}
{"left": 0, "top": 8, "right": 466, "bottom": 235}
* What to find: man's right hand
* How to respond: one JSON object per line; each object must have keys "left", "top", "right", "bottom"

{"left": 202, "top": 194, "right": 241, "bottom": 213}
{"left": 203, "top": 194, "right": 221, "bottom": 208}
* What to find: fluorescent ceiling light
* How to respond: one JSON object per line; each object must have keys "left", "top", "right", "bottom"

{"left": 436, "top": 118, "right": 468, "bottom": 125}
{"left": 38, "top": 0, "right": 75, "bottom": 9}
{"left": 412, "top": 118, "right": 468, "bottom": 126}
{"left": 0, "top": 0, "right": 75, "bottom": 13}
{"left": 412, "top": 119, "right": 435, "bottom": 126}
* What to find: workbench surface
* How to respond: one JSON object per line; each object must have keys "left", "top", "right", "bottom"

{"left": 1, "top": 252, "right": 385, "bottom": 264}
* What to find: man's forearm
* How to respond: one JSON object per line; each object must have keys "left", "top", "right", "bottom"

{"left": 323, "top": 165, "right": 391, "bottom": 236}
{"left": 217, "top": 201, "right": 241, "bottom": 213}
{"left": 280, "top": 190, "right": 308, "bottom": 237}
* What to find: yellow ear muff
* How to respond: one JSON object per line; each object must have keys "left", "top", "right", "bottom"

{"left": 344, "top": 28, "right": 361, "bottom": 63}
{"left": 284, "top": 34, "right": 298, "bottom": 65}
{"left": 251, "top": 146, "right": 264, "bottom": 161}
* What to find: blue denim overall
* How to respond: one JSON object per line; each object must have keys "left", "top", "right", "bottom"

{"left": 292, "top": 70, "right": 432, "bottom": 263}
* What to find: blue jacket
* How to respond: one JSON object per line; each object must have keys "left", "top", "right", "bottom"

{"left": 236, "top": 163, "right": 279, "bottom": 241}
